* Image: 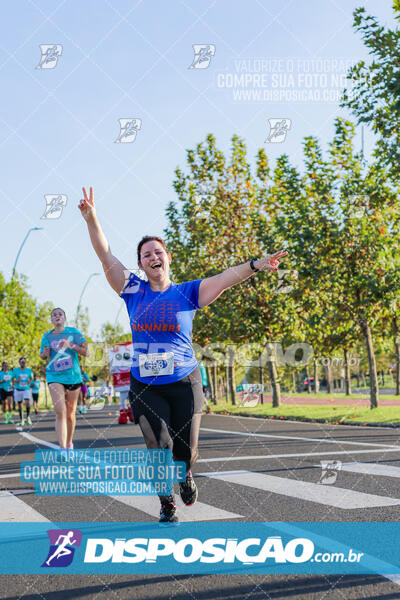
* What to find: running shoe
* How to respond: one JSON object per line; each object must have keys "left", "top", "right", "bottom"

{"left": 179, "top": 470, "right": 198, "bottom": 506}
{"left": 20, "top": 418, "right": 25, "bottom": 426}
{"left": 3, "top": 416, "right": 7, "bottom": 424}
{"left": 82, "top": 407, "right": 87, "bottom": 415}
{"left": 78, "top": 407, "right": 82, "bottom": 414}
{"left": 8, "top": 416, "right": 14, "bottom": 424}
{"left": 26, "top": 417, "right": 32, "bottom": 426}
{"left": 159, "top": 495, "right": 178, "bottom": 523}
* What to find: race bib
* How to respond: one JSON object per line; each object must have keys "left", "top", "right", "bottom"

{"left": 4, "top": 375, "right": 10, "bottom": 381}
{"left": 20, "top": 374, "right": 27, "bottom": 381}
{"left": 139, "top": 352, "right": 174, "bottom": 377}
{"left": 53, "top": 356, "right": 73, "bottom": 372}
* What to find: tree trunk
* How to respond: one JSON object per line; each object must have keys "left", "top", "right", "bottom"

{"left": 227, "top": 348, "right": 236, "bottom": 406}
{"left": 344, "top": 348, "right": 351, "bottom": 396}
{"left": 305, "top": 365, "right": 311, "bottom": 393}
{"left": 206, "top": 366, "right": 214, "bottom": 404}
{"left": 362, "top": 371, "right": 366, "bottom": 387}
{"left": 266, "top": 343, "right": 281, "bottom": 407}
{"left": 259, "top": 353, "right": 264, "bottom": 404}
{"left": 292, "top": 371, "right": 296, "bottom": 392}
{"left": 314, "top": 359, "right": 320, "bottom": 393}
{"left": 358, "top": 317, "right": 379, "bottom": 408}
{"left": 396, "top": 339, "right": 400, "bottom": 396}
{"left": 325, "top": 360, "right": 333, "bottom": 394}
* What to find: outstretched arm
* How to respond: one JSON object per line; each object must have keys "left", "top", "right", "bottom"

{"left": 78, "top": 187, "right": 126, "bottom": 294}
{"left": 198, "top": 250, "right": 288, "bottom": 308}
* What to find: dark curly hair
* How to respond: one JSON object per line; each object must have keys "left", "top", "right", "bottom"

{"left": 137, "top": 236, "right": 168, "bottom": 263}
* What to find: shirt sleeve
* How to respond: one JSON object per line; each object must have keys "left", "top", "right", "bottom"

{"left": 71, "top": 328, "right": 86, "bottom": 346}
{"left": 179, "top": 279, "right": 203, "bottom": 310}
{"left": 40, "top": 333, "right": 49, "bottom": 352}
{"left": 120, "top": 272, "right": 143, "bottom": 300}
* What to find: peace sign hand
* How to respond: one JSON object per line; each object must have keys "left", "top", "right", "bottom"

{"left": 254, "top": 249, "right": 288, "bottom": 272}
{"left": 78, "top": 187, "right": 95, "bottom": 222}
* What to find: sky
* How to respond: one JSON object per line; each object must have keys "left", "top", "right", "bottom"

{"left": 0, "top": 0, "right": 396, "bottom": 338}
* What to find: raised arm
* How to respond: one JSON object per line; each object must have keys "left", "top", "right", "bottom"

{"left": 78, "top": 187, "right": 126, "bottom": 294}
{"left": 198, "top": 250, "right": 288, "bottom": 308}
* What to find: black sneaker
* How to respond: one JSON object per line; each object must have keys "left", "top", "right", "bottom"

{"left": 159, "top": 495, "right": 178, "bottom": 523}
{"left": 179, "top": 470, "right": 198, "bottom": 506}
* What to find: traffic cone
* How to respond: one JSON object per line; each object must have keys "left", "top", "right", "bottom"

{"left": 118, "top": 409, "right": 128, "bottom": 424}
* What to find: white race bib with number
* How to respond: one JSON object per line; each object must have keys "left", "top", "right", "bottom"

{"left": 53, "top": 356, "right": 73, "bottom": 372}
{"left": 139, "top": 352, "right": 174, "bottom": 377}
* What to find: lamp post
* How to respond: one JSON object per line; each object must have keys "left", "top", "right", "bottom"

{"left": 114, "top": 302, "right": 124, "bottom": 329}
{"left": 75, "top": 273, "right": 100, "bottom": 325}
{"left": 12, "top": 227, "right": 43, "bottom": 279}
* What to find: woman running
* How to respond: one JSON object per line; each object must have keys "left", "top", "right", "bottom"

{"left": 12, "top": 358, "right": 33, "bottom": 426}
{"left": 30, "top": 374, "right": 41, "bottom": 415}
{"left": 79, "top": 186, "right": 286, "bottom": 522}
{"left": 78, "top": 371, "right": 90, "bottom": 414}
{"left": 0, "top": 361, "right": 14, "bottom": 424}
{"left": 40, "top": 308, "right": 88, "bottom": 450}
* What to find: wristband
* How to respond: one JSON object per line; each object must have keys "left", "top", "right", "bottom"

{"left": 249, "top": 258, "right": 259, "bottom": 272}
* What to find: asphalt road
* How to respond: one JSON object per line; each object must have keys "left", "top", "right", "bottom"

{"left": 1, "top": 408, "right": 400, "bottom": 599}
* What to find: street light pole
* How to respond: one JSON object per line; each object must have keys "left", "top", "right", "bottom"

{"left": 75, "top": 273, "right": 100, "bottom": 325}
{"left": 114, "top": 302, "right": 124, "bottom": 329}
{"left": 12, "top": 227, "right": 43, "bottom": 279}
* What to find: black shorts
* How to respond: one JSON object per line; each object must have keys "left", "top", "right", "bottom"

{"left": 47, "top": 382, "right": 82, "bottom": 391}
{"left": 129, "top": 366, "right": 204, "bottom": 469}
{"left": 32, "top": 393, "right": 39, "bottom": 402}
{"left": 1, "top": 389, "right": 13, "bottom": 401}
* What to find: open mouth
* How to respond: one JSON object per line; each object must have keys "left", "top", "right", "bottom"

{"left": 151, "top": 263, "right": 162, "bottom": 270}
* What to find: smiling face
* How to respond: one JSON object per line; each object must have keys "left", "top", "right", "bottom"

{"left": 2, "top": 362, "right": 8, "bottom": 372}
{"left": 138, "top": 240, "right": 171, "bottom": 281}
{"left": 19, "top": 358, "right": 26, "bottom": 369}
{"left": 51, "top": 308, "right": 66, "bottom": 328}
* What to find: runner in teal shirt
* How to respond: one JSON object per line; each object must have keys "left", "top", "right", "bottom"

{"left": 12, "top": 357, "right": 33, "bottom": 426}
{"left": 30, "top": 375, "right": 41, "bottom": 415}
{"left": 0, "top": 361, "right": 14, "bottom": 424}
{"left": 40, "top": 307, "right": 88, "bottom": 451}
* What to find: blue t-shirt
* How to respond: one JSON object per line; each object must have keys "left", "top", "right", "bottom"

{"left": 30, "top": 380, "right": 41, "bottom": 393}
{"left": 121, "top": 273, "right": 202, "bottom": 384}
{"left": 0, "top": 370, "right": 13, "bottom": 392}
{"left": 13, "top": 367, "right": 33, "bottom": 390}
{"left": 40, "top": 327, "right": 85, "bottom": 385}
{"left": 82, "top": 372, "right": 90, "bottom": 383}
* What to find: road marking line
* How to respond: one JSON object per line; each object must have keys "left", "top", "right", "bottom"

{"left": 0, "top": 490, "right": 49, "bottom": 522}
{"left": 339, "top": 462, "right": 400, "bottom": 478}
{"left": 110, "top": 494, "right": 242, "bottom": 522}
{"left": 199, "top": 470, "right": 400, "bottom": 509}
{"left": 210, "top": 412, "right": 400, "bottom": 431}
{"left": 201, "top": 427, "right": 399, "bottom": 449}
{"left": 197, "top": 447, "right": 400, "bottom": 463}
{"left": 19, "top": 431, "right": 59, "bottom": 449}
{"left": 14, "top": 431, "right": 242, "bottom": 521}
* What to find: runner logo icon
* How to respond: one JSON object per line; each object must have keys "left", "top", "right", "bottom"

{"left": 41, "top": 529, "right": 82, "bottom": 567}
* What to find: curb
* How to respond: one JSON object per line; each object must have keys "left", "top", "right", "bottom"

{"left": 210, "top": 410, "right": 400, "bottom": 429}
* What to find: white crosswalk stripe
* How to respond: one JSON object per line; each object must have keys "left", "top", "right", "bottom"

{"left": 199, "top": 470, "right": 400, "bottom": 509}
{"left": 340, "top": 462, "right": 400, "bottom": 478}
{"left": 0, "top": 490, "right": 49, "bottom": 522}
{"left": 111, "top": 494, "right": 243, "bottom": 521}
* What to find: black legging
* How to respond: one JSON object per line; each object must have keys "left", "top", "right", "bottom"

{"left": 129, "top": 366, "right": 204, "bottom": 471}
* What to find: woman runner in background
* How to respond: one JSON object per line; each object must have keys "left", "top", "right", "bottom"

{"left": 30, "top": 373, "right": 41, "bottom": 415}
{"left": 0, "top": 361, "right": 14, "bottom": 424}
{"left": 12, "top": 358, "right": 33, "bottom": 426}
{"left": 40, "top": 308, "right": 88, "bottom": 450}
{"left": 79, "top": 186, "right": 287, "bottom": 522}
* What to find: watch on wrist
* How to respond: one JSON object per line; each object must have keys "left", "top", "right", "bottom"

{"left": 249, "top": 258, "right": 259, "bottom": 272}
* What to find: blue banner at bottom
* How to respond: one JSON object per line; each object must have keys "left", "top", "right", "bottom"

{"left": 0, "top": 522, "right": 399, "bottom": 575}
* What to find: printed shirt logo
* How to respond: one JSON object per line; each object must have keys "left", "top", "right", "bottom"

{"left": 42, "top": 529, "right": 82, "bottom": 567}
